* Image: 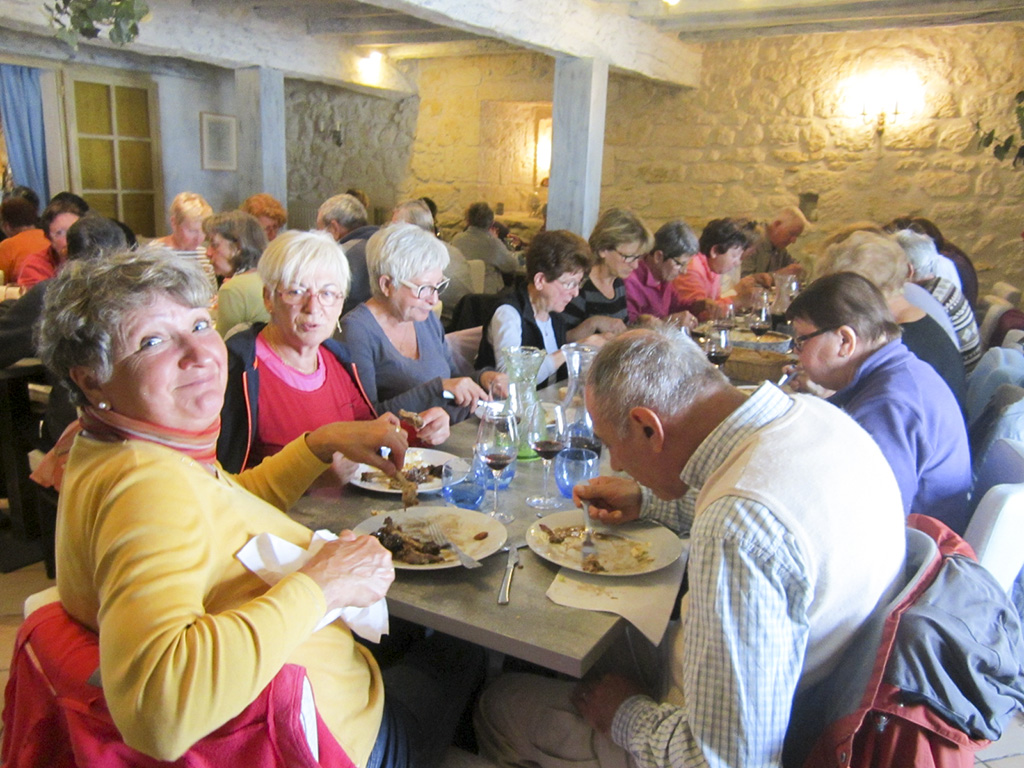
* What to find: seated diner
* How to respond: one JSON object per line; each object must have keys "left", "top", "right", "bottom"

{"left": 673, "top": 216, "right": 755, "bottom": 320}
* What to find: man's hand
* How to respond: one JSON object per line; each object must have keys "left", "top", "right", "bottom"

{"left": 574, "top": 476, "right": 642, "bottom": 525}
{"left": 571, "top": 673, "right": 646, "bottom": 735}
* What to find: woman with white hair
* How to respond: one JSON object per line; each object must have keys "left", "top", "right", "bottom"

{"left": 153, "top": 191, "right": 213, "bottom": 252}
{"left": 895, "top": 228, "right": 981, "bottom": 372}
{"left": 340, "top": 223, "right": 506, "bottom": 424}
{"left": 218, "top": 229, "right": 448, "bottom": 475}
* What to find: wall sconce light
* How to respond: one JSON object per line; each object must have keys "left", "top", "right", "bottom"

{"left": 663, "top": 0, "right": 681, "bottom": 5}
{"left": 357, "top": 50, "right": 384, "bottom": 84}
{"left": 839, "top": 66, "right": 925, "bottom": 137}
{"left": 535, "top": 116, "right": 552, "bottom": 183}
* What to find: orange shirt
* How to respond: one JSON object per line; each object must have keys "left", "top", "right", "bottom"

{"left": 0, "top": 228, "right": 49, "bottom": 283}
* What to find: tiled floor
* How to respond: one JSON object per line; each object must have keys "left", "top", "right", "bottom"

{"left": 0, "top": 558, "right": 1022, "bottom": 764}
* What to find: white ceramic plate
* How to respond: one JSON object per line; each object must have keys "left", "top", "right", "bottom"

{"left": 527, "top": 509, "right": 685, "bottom": 576}
{"left": 353, "top": 506, "right": 507, "bottom": 570}
{"left": 350, "top": 448, "right": 458, "bottom": 494}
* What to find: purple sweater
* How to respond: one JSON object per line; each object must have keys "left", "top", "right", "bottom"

{"left": 828, "top": 340, "right": 972, "bottom": 533}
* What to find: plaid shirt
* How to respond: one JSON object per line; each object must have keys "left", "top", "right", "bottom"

{"left": 612, "top": 384, "right": 811, "bottom": 768}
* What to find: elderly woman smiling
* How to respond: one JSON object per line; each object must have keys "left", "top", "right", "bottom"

{"left": 218, "top": 229, "right": 448, "bottom": 475}
{"left": 340, "top": 222, "right": 506, "bottom": 421}
{"left": 36, "top": 247, "right": 411, "bottom": 763}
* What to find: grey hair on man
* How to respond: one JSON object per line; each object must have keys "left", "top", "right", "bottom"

{"left": 586, "top": 325, "right": 726, "bottom": 439}
{"left": 317, "top": 193, "right": 368, "bottom": 232}
{"left": 894, "top": 228, "right": 942, "bottom": 280}
{"left": 392, "top": 200, "right": 434, "bottom": 233}
{"left": 366, "top": 223, "right": 449, "bottom": 300}
{"left": 37, "top": 246, "right": 213, "bottom": 404}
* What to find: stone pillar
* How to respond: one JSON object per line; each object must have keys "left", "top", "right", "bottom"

{"left": 234, "top": 67, "right": 287, "bottom": 204}
{"left": 547, "top": 56, "right": 608, "bottom": 239}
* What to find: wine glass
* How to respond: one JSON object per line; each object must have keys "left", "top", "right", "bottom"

{"left": 748, "top": 289, "right": 772, "bottom": 338}
{"left": 704, "top": 327, "right": 732, "bottom": 370}
{"left": 711, "top": 301, "right": 735, "bottom": 331}
{"left": 475, "top": 408, "right": 519, "bottom": 524}
{"left": 526, "top": 402, "right": 567, "bottom": 511}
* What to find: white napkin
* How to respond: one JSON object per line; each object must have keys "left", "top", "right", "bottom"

{"left": 236, "top": 529, "right": 389, "bottom": 642}
{"left": 545, "top": 539, "right": 689, "bottom": 645}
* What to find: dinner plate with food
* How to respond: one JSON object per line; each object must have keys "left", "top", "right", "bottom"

{"left": 353, "top": 507, "right": 507, "bottom": 570}
{"left": 526, "top": 509, "right": 685, "bottom": 576}
{"left": 351, "top": 448, "right": 458, "bottom": 496}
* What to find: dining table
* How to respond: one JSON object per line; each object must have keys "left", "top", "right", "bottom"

{"left": 288, "top": 404, "right": 638, "bottom": 679}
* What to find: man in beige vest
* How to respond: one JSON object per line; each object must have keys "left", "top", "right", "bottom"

{"left": 476, "top": 325, "right": 906, "bottom": 768}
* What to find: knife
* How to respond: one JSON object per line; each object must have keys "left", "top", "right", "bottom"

{"left": 498, "top": 541, "right": 524, "bottom": 605}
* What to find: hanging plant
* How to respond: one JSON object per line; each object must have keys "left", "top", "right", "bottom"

{"left": 975, "top": 89, "right": 1024, "bottom": 167}
{"left": 44, "top": 0, "right": 149, "bottom": 49}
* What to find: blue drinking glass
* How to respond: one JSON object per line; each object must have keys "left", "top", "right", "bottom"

{"left": 553, "top": 448, "right": 599, "bottom": 499}
{"left": 442, "top": 459, "right": 485, "bottom": 510}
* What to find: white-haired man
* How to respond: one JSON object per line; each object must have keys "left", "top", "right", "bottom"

{"left": 476, "top": 325, "right": 907, "bottom": 768}
{"left": 317, "top": 193, "right": 378, "bottom": 315}
{"left": 742, "top": 205, "right": 809, "bottom": 278}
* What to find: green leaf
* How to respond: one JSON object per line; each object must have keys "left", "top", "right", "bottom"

{"left": 54, "top": 26, "right": 78, "bottom": 49}
{"left": 1014, "top": 146, "right": 1024, "bottom": 168}
{"left": 981, "top": 129, "right": 996, "bottom": 148}
{"left": 994, "top": 136, "right": 1015, "bottom": 161}
{"left": 1015, "top": 90, "right": 1024, "bottom": 104}
{"left": 1016, "top": 105, "right": 1024, "bottom": 137}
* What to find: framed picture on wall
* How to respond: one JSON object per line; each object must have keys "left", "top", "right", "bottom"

{"left": 200, "top": 112, "right": 237, "bottom": 171}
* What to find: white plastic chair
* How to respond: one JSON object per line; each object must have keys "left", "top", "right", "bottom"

{"left": 973, "top": 438, "right": 1024, "bottom": 509}
{"left": 964, "top": 482, "right": 1024, "bottom": 593}
{"left": 993, "top": 281, "right": 1022, "bottom": 307}
{"left": 978, "top": 295, "right": 1014, "bottom": 351}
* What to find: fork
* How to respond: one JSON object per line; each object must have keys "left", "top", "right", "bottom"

{"left": 425, "top": 520, "right": 481, "bottom": 569}
{"left": 581, "top": 500, "right": 598, "bottom": 563}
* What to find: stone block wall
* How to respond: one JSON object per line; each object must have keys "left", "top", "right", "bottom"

{"left": 284, "top": 78, "right": 418, "bottom": 225}
{"left": 599, "top": 23, "right": 1024, "bottom": 294}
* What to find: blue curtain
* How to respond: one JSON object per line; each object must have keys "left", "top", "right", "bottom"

{"left": 0, "top": 65, "right": 50, "bottom": 204}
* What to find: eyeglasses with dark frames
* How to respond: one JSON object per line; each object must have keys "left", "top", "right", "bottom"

{"left": 399, "top": 278, "right": 451, "bottom": 299}
{"left": 793, "top": 327, "right": 837, "bottom": 352}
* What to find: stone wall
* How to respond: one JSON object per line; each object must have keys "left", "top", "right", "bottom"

{"left": 284, "top": 79, "right": 418, "bottom": 226}
{"left": 400, "top": 24, "right": 1024, "bottom": 293}
{"left": 600, "top": 23, "right": 1024, "bottom": 294}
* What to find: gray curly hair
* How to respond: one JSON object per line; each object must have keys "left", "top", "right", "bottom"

{"left": 37, "top": 246, "right": 213, "bottom": 404}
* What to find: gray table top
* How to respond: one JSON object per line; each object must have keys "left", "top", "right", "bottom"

{"left": 289, "top": 407, "right": 626, "bottom": 678}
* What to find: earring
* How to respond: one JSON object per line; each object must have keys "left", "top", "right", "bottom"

{"left": 336, "top": 319, "right": 343, "bottom": 335}
{"left": 98, "top": 401, "right": 111, "bottom": 410}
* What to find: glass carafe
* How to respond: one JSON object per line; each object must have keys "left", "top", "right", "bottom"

{"left": 770, "top": 273, "right": 799, "bottom": 333}
{"left": 559, "top": 343, "right": 601, "bottom": 456}
{"left": 500, "top": 345, "right": 546, "bottom": 458}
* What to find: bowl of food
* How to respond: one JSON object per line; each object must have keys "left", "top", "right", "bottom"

{"left": 730, "top": 328, "right": 792, "bottom": 354}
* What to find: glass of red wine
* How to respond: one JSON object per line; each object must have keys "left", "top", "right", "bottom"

{"left": 475, "top": 408, "right": 519, "bottom": 524}
{"left": 526, "top": 402, "right": 566, "bottom": 511}
{"left": 704, "top": 327, "right": 732, "bottom": 370}
{"left": 748, "top": 289, "right": 772, "bottom": 338}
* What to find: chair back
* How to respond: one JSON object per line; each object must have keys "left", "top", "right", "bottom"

{"left": 973, "top": 438, "right": 1024, "bottom": 508}
{"left": 978, "top": 295, "right": 1014, "bottom": 351}
{"left": 969, "top": 386, "right": 1024, "bottom": 490}
{"left": 964, "top": 482, "right": 1024, "bottom": 593}
{"left": 966, "top": 346, "right": 1024, "bottom": 428}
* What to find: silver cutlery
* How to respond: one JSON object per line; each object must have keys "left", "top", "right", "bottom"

{"left": 425, "top": 520, "right": 481, "bottom": 569}
{"left": 581, "top": 500, "right": 598, "bottom": 563}
{"left": 498, "top": 540, "right": 526, "bottom": 604}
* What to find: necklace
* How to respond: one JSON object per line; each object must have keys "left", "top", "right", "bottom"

{"left": 260, "top": 326, "right": 319, "bottom": 374}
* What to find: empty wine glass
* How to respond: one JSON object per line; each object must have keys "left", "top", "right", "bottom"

{"left": 711, "top": 301, "right": 735, "bottom": 330}
{"left": 526, "top": 402, "right": 566, "bottom": 511}
{"left": 704, "top": 327, "right": 732, "bottom": 370}
{"left": 475, "top": 408, "right": 519, "bottom": 524}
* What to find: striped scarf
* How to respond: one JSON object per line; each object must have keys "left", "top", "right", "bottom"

{"left": 80, "top": 406, "right": 220, "bottom": 466}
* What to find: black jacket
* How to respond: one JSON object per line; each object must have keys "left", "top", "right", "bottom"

{"left": 475, "top": 281, "right": 567, "bottom": 381}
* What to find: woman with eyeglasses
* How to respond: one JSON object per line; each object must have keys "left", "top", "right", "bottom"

{"left": 477, "top": 230, "right": 596, "bottom": 383}
{"left": 559, "top": 207, "right": 653, "bottom": 343}
{"left": 339, "top": 223, "right": 507, "bottom": 424}
{"left": 218, "top": 229, "right": 449, "bottom": 475}
{"left": 624, "top": 219, "right": 701, "bottom": 329}
{"left": 785, "top": 271, "right": 971, "bottom": 533}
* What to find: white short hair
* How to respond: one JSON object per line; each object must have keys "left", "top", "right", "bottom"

{"left": 366, "top": 223, "right": 449, "bottom": 299}
{"left": 895, "top": 229, "right": 941, "bottom": 279}
{"left": 257, "top": 229, "right": 351, "bottom": 295}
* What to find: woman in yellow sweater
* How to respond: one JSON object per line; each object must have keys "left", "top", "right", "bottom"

{"left": 36, "top": 247, "right": 477, "bottom": 767}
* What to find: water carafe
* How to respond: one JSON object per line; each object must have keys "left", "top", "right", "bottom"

{"left": 559, "top": 343, "right": 601, "bottom": 456}
{"left": 500, "top": 345, "right": 546, "bottom": 458}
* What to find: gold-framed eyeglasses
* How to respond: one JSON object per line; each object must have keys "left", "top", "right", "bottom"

{"left": 276, "top": 286, "right": 344, "bottom": 307}
{"left": 793, "top": 327, "right": 836, "bottom": 352}
{"left": 399, "top": 278, "right": 450, "bottom": 299}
